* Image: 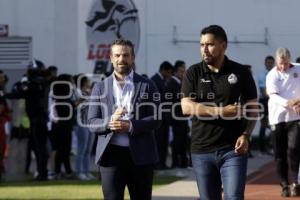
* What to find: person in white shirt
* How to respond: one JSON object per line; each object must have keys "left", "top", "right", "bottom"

{"left": 294, "top": 57, "right": 300, "bottom": 185}
{"left": 266, "top": 47, "right": 300, "bottom": 197}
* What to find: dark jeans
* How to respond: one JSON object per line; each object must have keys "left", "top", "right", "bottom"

{"left": 99, "top": 145, "right": 154, "bottom": 200}
{"left": 192, "top": 147, "right": 248, "bottom": 200}
{"left": 272, "top": 120, "right": 300, "bottom": 184}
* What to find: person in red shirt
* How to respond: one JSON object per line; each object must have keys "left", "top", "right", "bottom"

{"left": 0, "top": 97, "right": 10, "bottom": 181}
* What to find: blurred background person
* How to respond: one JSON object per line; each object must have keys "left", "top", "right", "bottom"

{"left": 165, "top": 60, "right": 190, "bottom": 168}
{"left": 0, "top": 96, "right": 10, "bottom": 182}
{"left": 47, "top": 66, "right": 58, "bottom": 81}
{"left": 47, "top": 66, "right": 59, "bottom": 179}
{"left": 266, "top": 48, "right": 300, "bottom": 197}
{"left": 151, "top": 61, "right": 173, "bottom": 169}
{"left": 257, "top": 56, "right": 274, "bottom": 156}
{"left": 73, "top": 74, "right": 95, "bottom": 180}
{"left": 51, "top": 74, "right": 75, "bottom": 179}
{"left": 5, "top": 60, "right": 51, "bottom": 181}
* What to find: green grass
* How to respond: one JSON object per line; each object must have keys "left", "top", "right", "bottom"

{"left": 0, "top": 176, "right": 180, "bottom": 200}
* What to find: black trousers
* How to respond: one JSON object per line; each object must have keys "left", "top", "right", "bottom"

{"left": 25, "top": 131, "right": 38, "bottom": 174}
{"left": 154, "top": 121, "right": 169, "bottom": 168}
{"left": 272, "top": 120, "right": 300, "bottom": 184}
{"left": 52, "top": 122, "right": 73, "bottom": 174}
{"left": 99, "top": 145, "right": 154, "bottom": 200}
{"left": 30, "top": 117, "right": 48, "bottom": 178}
{"left": 259, "top": 98, "right": 270, "bottom": 153}
{"left": 171, "top": 123, "right": 189, "bottom": 168}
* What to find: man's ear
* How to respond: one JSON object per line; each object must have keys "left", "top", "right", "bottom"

{"left": 222, "top": 41, "right": 227, "bottom": 50}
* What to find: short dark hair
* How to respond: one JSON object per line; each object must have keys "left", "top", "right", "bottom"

{"left": 28, "top": 59, "right": 45, "bottom": 69}
{"left": 0, "top": 70, "right": 8, "bottom": 83}
{"left": 53, "top": 74, "right": 73, "bottom": 97}
{"left": 201, "top": 25, "right": 227, "bottom": 43}
{"left": 296, "top": 57, "right": 300, "bottom": 63}
{"left": 159, "top": 61, "right": 173, "bottom": 72}
{"left": 265, "top": 55, "right": 274, "bottom": 62}
{"left": 110, "top": 38, "right": 135, "bottom": 56}
{"left": 48, "top": 65, "right": 58, "bottom": 72}
{"left": 174, "top": 60, "right": 185, "bottom": 72}
{"left": 74, "top": 73, "right": 89, "bottom": 89}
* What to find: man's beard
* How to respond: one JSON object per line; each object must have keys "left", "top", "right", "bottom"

{"left": 203, "top": 56, "right": 215, "bottom": 65}
{"left": 116, "top": 64, "right": 132, "bottom": 75}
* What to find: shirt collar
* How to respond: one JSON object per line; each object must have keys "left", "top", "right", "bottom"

{"left": 158, "top": 72, "right": 164, "bottom": 80}
{"left": 172, "top": 76, "right": 181, "bottom": 84}
{"left": 202, "top": 56, "right": 229, "bottom": 74}
{"left": 276, "top": 63, "right": 294, "bottom": 73}
{"left": 113, "top": 70, "right": 134, "bottom": 83}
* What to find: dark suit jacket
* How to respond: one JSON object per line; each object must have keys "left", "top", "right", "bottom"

{"left": 151, "top": 73, "right": 165, "bottom": 95}
{"left": 151, "top": 73, "right": 171, "bottom": 123}
{"left": 87, "top": 72, "right": 161, "bottom": 165}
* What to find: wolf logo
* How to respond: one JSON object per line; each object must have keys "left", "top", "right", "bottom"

{"left": 86, "top": 0, "right": 138, "bottom": 38}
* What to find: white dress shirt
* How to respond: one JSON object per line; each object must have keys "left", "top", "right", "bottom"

{"left": 266, "top": 65, "right": 300, "bottom": 125}
{"left": 109, "top": 70, "right": 134, "bottom": 147}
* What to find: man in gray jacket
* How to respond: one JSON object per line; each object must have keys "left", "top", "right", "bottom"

{"left": 87, "top": 39, "right": 160, "bottom": 200}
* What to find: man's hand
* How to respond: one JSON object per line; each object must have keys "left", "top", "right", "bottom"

{"left": 220, "top": 104, "right": 242, "bottom": 118}
{"left": 292, "top": 104, "right": 300, "bottom": 115}
{"left": 108, "top": 120, "right": 130, "bottom": 133}
{"left": 287, "top": 99, "right": 300, "bottom": 115}
{"left": 111, "top": 107, "right": 127, "bottom": 121}
{"left": 235, "top": 134, "right": 249, "bottom": 154}
{"left": 287, "top": 99, "right": 300, "bottom": 108}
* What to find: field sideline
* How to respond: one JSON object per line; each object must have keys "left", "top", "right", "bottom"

{"left": 0, "top": 176, "right": 179, "bottom": 200}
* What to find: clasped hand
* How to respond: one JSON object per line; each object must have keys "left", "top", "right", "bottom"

{"left": 109, "top": 107, "right": 130, "bottom": 133}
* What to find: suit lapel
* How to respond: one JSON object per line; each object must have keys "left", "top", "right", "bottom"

{"left": 131, "top": 73, "right": 141, "bottom": 105}
{"left": 106, "top": 73, "right": 141, "bottom": 113}
{"left": 105, "top": 76, "right": 114, "bottom": 114}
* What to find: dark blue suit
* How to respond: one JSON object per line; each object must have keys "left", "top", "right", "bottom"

{"left": 87, "top": 72, "right": 160, "bottom": 200}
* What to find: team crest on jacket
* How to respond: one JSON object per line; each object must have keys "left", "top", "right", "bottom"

{"left": 228, "top": 73, "right": 238, "bottom": 84}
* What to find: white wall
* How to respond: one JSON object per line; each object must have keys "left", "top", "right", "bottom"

{"left": 77, "top": 0, "right": 94, "bottom": 74}
{"left": 0, "top": 0, "right": 79, "bottom": 74}
{"left": 2, "top": 0, "right": 300, "bottom": 136}
{"left": 53, "top": 0, "right": 78, "bottom": 74}
{"left": 0, "top": 0, "right": 55, "bottom": 65}
{"left": 143, "top": 0, "right": 300, "bottom": 79}
{"left": 1, "top": 0, "right": 300, "bottom": 79}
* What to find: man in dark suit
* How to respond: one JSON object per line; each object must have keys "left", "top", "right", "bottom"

{"left": 166, "top": 60, "right": 190, "bottom": 168}
{"left": 150, "top": 61, "right": 173, "bottom": 169}
{"left": 87, "top": 39, "right": 160, "bottom": 200}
